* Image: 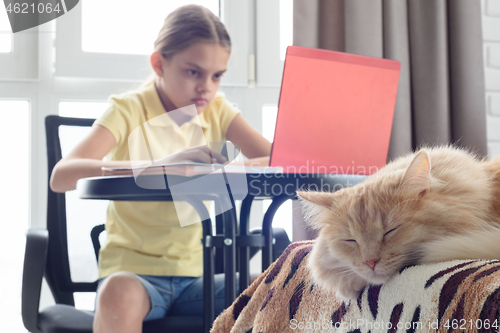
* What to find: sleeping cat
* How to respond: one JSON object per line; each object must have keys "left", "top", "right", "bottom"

{"left": 297, "top": 146, "right": 500, "bottom": 300}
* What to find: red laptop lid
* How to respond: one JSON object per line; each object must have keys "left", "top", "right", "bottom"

{"left": 269, "top": 46, "right": 400, "bottom": 175}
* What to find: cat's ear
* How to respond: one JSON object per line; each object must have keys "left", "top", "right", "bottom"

{"left": 296, "top": 191, "right": 337, "bottom": 230}
{"left": 399, "top": 150, "right": 431, "bottom": 197}
{"left": 297, "top": 191, "right": 335, "bottom": 208}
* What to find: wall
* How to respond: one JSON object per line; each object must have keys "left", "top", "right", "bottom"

{"left": 483, "top": 0, "right": 500, "bottom": 157}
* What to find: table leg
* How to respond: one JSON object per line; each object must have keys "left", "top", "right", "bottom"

{"left": 177, "top": 195, "right": 214, "bottom": 333}
{"left": 219, "top": 172, "right": 238, "bottom": 309}
{"left": 222, "top": 205, "right": 237, "bottom": 308}
{"left": 238, "top": 195, "right": 255, "bottom": 294}
{"left": 202, "top": 225, "right": 215, "bottom": 333}
{"left": 262, "top": 194, "right": 293, "bottom": 270}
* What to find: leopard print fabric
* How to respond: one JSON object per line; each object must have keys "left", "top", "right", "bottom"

{"left": 211, "top": 241, "right": 500, "bottom": 333}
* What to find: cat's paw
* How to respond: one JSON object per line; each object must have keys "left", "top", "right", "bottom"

{"left": 336, "top": 287, "right": 360, "bottom": 301}
{"left": 335, "top": 276, "right": 368, "bottom": 301}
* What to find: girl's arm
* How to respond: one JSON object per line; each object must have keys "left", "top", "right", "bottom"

{"left": 50, "top": 125, "right": 136, "bottom": 193}
{"left": 226, "top": 114, "right": 272, "bottom": 160}
{"left": 51, "top": 124, "right": 230, "bottom": 193}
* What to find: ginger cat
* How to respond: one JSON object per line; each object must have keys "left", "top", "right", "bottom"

{"left": 297, "top": 146, "right": 500, "bottom": 300}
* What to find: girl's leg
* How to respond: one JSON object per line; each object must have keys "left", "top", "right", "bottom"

{"left": 169, "top": 273, "right": 237, "bottom": 317}
{"left": 94, "top": 271, "right": 150, "bottom": 333}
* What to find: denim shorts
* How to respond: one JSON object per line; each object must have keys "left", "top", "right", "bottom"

{"left": 97, "top": 273, "right": 232, "bottom": 321}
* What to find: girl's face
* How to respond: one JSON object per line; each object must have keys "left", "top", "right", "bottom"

{"left": 156, "top": 42, "right": 230, "bottom": 114}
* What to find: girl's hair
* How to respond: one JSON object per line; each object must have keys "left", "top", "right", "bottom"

{"left": 155, "top": 4, "right": 231, "bottom": 58}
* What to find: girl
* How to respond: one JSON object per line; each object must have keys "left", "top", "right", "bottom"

{"left": 50, "top": 5, "right": 271, "bottom": 333}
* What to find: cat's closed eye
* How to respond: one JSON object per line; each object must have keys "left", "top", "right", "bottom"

{"left": 345, "top": 239, "right": 357, "bottom": 243}
{"left": 384, "top": 227, "right": 397, "bottom": 238}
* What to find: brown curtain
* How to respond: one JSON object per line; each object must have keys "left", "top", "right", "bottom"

{"left": 293, "top": 0, "right": 487, "bottom": 159}
{"left": 291, "top": 0, "right": 487, "bottom": 241}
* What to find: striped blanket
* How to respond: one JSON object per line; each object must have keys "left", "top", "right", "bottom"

{"left": 211, "top": 241, "right": 500, "bottom": 333}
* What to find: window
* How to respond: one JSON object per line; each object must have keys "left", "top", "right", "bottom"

{"left": 256, "top": 0, "right": 292, "bottom": 86}
{"left": 59, "top": 101, "right": 109, "bottom": 119}
{"left": 82, "top": 0, "right": 219, "bottom": 55}
{"left": 56, "top": 0, "right": 248, "bottom": 85}
{"left": 262, "top": 105, "right": 278, "bottom": 142}
{"left": 58, "top": 102, "right": 110, "bottom": 310}
{"left": 279, "top": 0, "right": 293, "bottom": 61}
{"left": 0, "top": 100, "right": 29, "bottom": 332}
{"left": 1, "top": 0, "right": 289, "bottom": 322}
{"left": 0, "top": 7, "right": 12, "bottom": 53}
{"left": 0, "top": 5, "right": 37, "bottom": 79}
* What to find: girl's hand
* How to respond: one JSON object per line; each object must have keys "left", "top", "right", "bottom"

{"left": 162, "top": 145, "right": 228, "bottom": 165}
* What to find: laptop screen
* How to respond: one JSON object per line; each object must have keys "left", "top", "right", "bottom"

{"left": 269, "top": 46, "right": 400, "bottom": 175}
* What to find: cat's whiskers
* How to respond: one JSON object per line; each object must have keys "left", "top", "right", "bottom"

{"left": 335, "top": 269, "right": 361, "bottom": 281}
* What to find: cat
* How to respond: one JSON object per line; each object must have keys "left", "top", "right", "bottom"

{"left": 297, "top": 146, "right": 500, "bottom": 300}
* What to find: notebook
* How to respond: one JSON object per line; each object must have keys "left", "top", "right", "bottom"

{"left": 269, "top": 45, "right": 401, "bottom": 175}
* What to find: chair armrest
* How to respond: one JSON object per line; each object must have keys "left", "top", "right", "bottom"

{"left": 22, "top": 228, "right": 48, "bottom": 333}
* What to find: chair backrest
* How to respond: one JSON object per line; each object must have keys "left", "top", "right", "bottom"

{"left": 45, "top": 115, "right": 98, "bottom": 305}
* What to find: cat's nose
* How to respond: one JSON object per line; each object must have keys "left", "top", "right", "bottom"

{"left": 364, "top": 259, "right": 379, "bottom": 270}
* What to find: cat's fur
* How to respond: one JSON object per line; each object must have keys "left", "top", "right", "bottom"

{"left": 297, "top": 146, "right": 500, "bottom": 300}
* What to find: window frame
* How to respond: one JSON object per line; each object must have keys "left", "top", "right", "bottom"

{"left": 0, "top": 29, "right": 38, "bottom": 80}
{"left": 55, "top": 0, "right": 250, "bottom": 86}
{"left": 256, "top": 0, "right": 284, "bottom": 87}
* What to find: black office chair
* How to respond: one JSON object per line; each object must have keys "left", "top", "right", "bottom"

{"left": 22, "top": 115, "right": 291, "bottom": 333}
{"left": 22, "top": 116, "right": 205, "bottom": 333}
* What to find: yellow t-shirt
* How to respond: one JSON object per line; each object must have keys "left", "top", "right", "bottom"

{"left": 94, "top": 83, "right": 240, "bottom": 278}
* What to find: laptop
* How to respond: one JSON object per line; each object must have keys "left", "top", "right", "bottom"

{"left": 269, "top": 46, "right": 401, "bottom": 175}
